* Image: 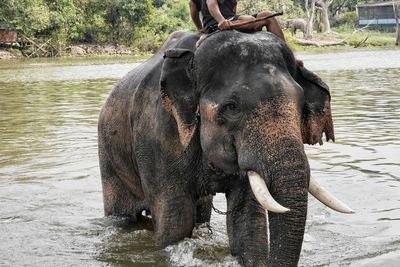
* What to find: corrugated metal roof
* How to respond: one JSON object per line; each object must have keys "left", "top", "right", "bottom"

{"left": 358, "top": 1, "right": 400, "bottom": 8}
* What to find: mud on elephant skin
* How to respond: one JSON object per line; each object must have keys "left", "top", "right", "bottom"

{"left": 98, "top": 30, "right": 353, "bottom": 266}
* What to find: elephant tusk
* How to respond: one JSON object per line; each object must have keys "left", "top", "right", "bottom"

{"left": 309, "top": 176, "right": 355, "bottom": 214}
{"left": 248, "top": 171, "right": 290, "bottom": 213}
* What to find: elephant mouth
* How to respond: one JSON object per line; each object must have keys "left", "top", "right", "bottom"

{"left": 208, "top": 161, "right": 240, "bottom": 177}
{"left": 247, "top": 171, "right": 354, "bottom": 214}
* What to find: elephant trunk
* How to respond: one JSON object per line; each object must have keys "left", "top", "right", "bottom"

{"left": 241, "top": 136, "right": 309, "bottom": 265}
{"left": 265, "top": 137, "right": 309, "bottom": 266}
{"left": 238, "top": 99, "right": 309, "bottom": 265}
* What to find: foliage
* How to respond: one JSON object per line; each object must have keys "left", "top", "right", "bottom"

{"left": 330, "top": 0, "right": 358, "bottom": 14}
{"left": 331, "top": 11, "right": 358, "bottom": 29}
{"left": 346, "top": 31, "right": 397, "bottom": 47}
{"left": 0, "top": 0, "right": 195, "bottom": 52}
{"left": 238, "top": 0, "right": 305, "bottom": 22}
{"left": 0, "top": 0, "right": 50, "bottom": 36}
{"left": 131, "top": 0, "right": 192, "bottom": 52}
{"left": 0, "top": 0, "right": 397, "bottom": 54}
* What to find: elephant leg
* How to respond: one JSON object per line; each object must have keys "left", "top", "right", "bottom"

{"left": 196, "top": 195, "right": 213, "bottom": 224}
{"left": 290, "top": 26, "right": 295, "bottom": 36}
{"left": 100, "top": 152, "right": 144, "bottom": 219}
{"left": 152, "top": 194, "right": 196, "bottom": 247}
{"left": 226, "top": 180, "right": 268, "bottom": 266}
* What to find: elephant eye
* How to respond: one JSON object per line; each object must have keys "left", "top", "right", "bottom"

{"left": 221, "top": 101, "right": 241, "bottom": 119}
{"left": 225, "top": 103, "right": 237, "bottom": 111}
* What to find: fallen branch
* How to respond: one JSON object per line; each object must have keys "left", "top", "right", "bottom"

{"left": 294, "top": 39, "right": 346, "bottom": 47}
{"left": 294, "top": 21, "right": 374, "bottom": 47}
{"left": 353, "top": 33, "right": 370, "bottom": 48}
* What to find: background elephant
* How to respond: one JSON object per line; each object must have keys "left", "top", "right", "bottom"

{"left": 98, "top": 30, "right": 349, "bottom": 266}
{"left": 285, "top": 18, "right": 306, "bottom": 38}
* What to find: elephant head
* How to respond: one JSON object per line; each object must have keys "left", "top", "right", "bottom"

{"left": 159, "top": 31, "right": 352, "bottom": 265}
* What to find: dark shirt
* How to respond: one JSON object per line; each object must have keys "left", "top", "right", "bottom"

{"left": 201, "top": 0, "right": 237, "bottom": 33}
{"left": 191, "top": 0, "right": 202, "bottom": 11}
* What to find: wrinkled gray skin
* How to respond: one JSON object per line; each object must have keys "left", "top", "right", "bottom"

{"left": 285, "top": 18, "right": 306, "bottom": 38}
{"left": 98, "top": 30, "right": 334, "bottom": 266}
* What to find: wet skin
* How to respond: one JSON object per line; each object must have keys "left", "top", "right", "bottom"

{"left": 98, "top": 30, "right": 334, "bottom": 266}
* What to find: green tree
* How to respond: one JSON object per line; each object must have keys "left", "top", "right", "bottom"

{"left": 99, "top": 0, "right": 155, "bottom": 44}
{"left": 71, "top": 0, "right": 108, "bottom": 43}
{"left": 44, "top": 0, "right": 78, "bottom": 46}
{"left": 123, "top": 0, "right": 154, "bottom": 27}
{"left": 167, "top": 0, "right": 190, "bottom": 21}
{"left": 132, "top": 0, "right": 191, "bottom": 52}
{"left": 0, "top": 0, "right": 50, "bottom": 37}
{"left": 238, "top": 0, "right": 304, "bottom": 20}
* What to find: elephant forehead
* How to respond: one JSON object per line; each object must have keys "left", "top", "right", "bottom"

{"left": 197, "top": 32, "right": 282, "bottom": 60}
{"left": 262, "top": 64, "right": 278, "bottom": 75}
{"left": 217, "top": 37, "right": 279, "bottom": 59}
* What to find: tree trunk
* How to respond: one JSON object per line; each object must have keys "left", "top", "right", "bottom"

{"left": 316, "top": 0, "right": 332, "bottom": 33}
{"left": 397, "top": 25, "right": 400, "bottom": 46}
{"left": 305, "top": 0, "right": 316, "bottom": 40}
{"left": 394, "top": 1, "right": 400, "bottom": 46}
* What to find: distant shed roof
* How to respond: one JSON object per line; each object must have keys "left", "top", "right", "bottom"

{"left": 358, "top": 1, "right": 400, "bottom": 8}
{"left": 357, "top": 1, "right": 399, "bottom": 27}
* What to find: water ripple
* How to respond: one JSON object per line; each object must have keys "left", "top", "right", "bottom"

{"left": 1, "top": 52, "right": 400, "bottom": 266}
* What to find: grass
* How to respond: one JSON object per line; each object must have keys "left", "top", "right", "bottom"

{"left": 285, "top": 26, "right": 398, "bottom": 52}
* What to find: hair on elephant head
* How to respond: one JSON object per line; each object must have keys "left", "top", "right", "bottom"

{"left": 98, "top": 30, "right": 353, "bottom": 267}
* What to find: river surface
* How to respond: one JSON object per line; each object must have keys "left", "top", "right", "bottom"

{"left": 0, "top": 49, "right": 399, "bottom": 266}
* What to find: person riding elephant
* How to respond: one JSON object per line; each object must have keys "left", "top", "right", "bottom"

{"left": 189, "top": 0, "right": 204, "bottom": 32}
{"left": 98, "top": 30, "right": 353, "bottom": 266}
{"left": 200, "top": 0, "right": 284, "bottom": 40}
{"left": 192, "top": 0, "right": 307, "bottom": 65}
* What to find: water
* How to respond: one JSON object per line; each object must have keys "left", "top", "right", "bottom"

{"left": 0, "top": 49, "right": 399, "bottom": 266}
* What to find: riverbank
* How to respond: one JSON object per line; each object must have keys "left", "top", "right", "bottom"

{"left": 0, "top": 49, "right": 23, "bottom": 59}
{"left": 67, "top": 44, "right": 133, "bottom": 57}
{"left": 0, "top": 44, "right": 137, "bottom": 60}
{"left": 288, "top": 30, "right": 398, "bottom": 52}
{"left": 1, "top": 30, "right": 398, "bottom": 60}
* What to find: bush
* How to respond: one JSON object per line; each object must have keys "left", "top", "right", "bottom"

{"left": 332, "top": 11, "right": 358, "bottom": 28}
{"left": 131, "top": 27, "right": 165, "bottom": 52}
{"left": 346, "top": 31, "right": 397, "bottom": 47}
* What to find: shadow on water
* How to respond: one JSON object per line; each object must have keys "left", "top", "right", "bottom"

{"left": 0, "top": 50, "right": 399, "bottom": 266}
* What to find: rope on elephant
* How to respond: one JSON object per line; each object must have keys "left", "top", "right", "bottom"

{"left": 212, "top": 203, "right": 246, "bottom": 215}
{"left": 212, "top": 204, "right": 229, "bottom": 215}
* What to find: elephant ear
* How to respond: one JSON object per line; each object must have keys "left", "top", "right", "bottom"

{"left": 295, "top": 65, "right": 335, "bottom": 145}
{"left": 160, "top": 48, "right": 198, "bottom": 148}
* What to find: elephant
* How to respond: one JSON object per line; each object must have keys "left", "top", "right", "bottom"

{"left": 98, "top": 30, "right": 353, "bottom": 266}
{"left": 285, "top": 18, "right": 306, "bottom": 38}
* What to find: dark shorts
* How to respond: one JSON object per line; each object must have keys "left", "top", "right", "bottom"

{"left": 205, "top": 14, "right": 258, "bottom": 34}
